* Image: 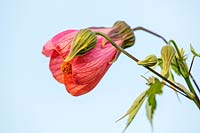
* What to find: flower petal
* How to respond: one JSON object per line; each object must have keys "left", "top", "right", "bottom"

{"left": 49, "top": 50, "right": 65, "bottom": 83}
{"left": 42, "top": 30, "right": 78, "bottom": 57}
{"left": 64, "top": 38, "right": 123, "bottom": 96}
{"left": 43, "top": 26, "right": 125, "bottom": 96}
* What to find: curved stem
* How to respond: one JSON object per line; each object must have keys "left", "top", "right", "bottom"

{"left": 169, "top": 40, "right": 182, "bottom": 60}
{"left": 95, "top": 32, "right": 139, "bottom": 62}
{"left": 133, "top": 27, "right": 168, "bottom": 44}
{"left": 95, "top": 32, "right": 189, "bottom": 99}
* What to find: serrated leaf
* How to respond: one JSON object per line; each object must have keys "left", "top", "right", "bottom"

{"left": 146, "top": 95, "right": 156, "bottom": 126}
{"left": 190, "top": 44, "right": 200, "bottom": 57}
{"left": 147, "top": 78, "right": 163, "bottom": 95}
{"left": 145, "top": 77, "right": 163, "bottom": 126}
{"left": 116, "top": 90, "right": 147, "bottom": 131}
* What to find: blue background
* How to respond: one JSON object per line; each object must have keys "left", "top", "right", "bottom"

{"left": 1, "top": 0, "right": 200, "bottom": 133}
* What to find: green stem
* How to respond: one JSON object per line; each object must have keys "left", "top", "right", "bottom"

{"left": 169, "top": 40, "right": 200, "bottom": 108}
{"left": 95, "top": 32, "right": 138, "bottom": 62}
{"left": 95, "top": 32, "right": 189, "bottom": 99}
{"left": 185, "top": 77, "right": 200, "bottom": 109}
{"left": 169, "top": 40, "right": 182, "bottom": 60}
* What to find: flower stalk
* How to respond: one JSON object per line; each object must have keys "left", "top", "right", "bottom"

{"left": 133, "top": 27, "right": 168, "bottom": 44}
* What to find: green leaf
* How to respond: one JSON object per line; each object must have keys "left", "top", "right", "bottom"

{"left": 116, "top": 90, "right": 147, "bottom": 131}
{"left": 145, "top": 77, "right": 163, "bottom": 126}
{"left": 146, "top": 95, "right": 156, "bottom": 126}
{"left": 190, "top": 44, "right": 200, "bottom": 57}
{"left": 147, "top": 77, "right": 163, "bottom": 94}
{"left": 116, "top": 78, "right": 163, "bottom": 131}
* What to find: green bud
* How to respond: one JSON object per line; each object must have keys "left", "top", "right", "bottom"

{"left": 172, "top": 48, "right": 189, "bottom": 78}
{"left": 161, "top": 45, "right": 176, "bottom": 77}
{"left": 111, "top": 21, "right": 135, "bottom": 49}
{"left": 179, "top": 61, "right": 189, "bottom": 78}
{"left": 137, "top": 54, "right": 157, "bottom": 67}
{"left": 190, "top": 44, "right": 200, "bottom": 57}
{"left": 64, "top": 29, "right": 97, "bottom": 62}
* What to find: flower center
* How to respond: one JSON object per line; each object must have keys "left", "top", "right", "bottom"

{"left": 60, "top": 62, "right": 72, "bottom": 74}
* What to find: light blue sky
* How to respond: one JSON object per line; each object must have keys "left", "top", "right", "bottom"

{"left": 1, "top": 0, "right": 200, "bottom": 133}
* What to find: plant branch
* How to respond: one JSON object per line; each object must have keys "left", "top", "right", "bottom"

{"left": 95, "top": 32, "right": 189, "bottom": 99}
{"left": 189, "top": 56, "right": 195, "bottom": 73}
{"left": 190, "top": 74, "right": 200, "bottom": 95}
{"left": 169, "top": 40, "right": 200, "bottom": 107}
{"left": 189, "top": 54, "right": 200, "bottom": 95}
{"left": 185, "top": 77, "right": 200, "bottom": 109}
{"left": 161, "top": 82, "right": 190, "bottom": 99}
{"left": 133, "top": 27, "right": 168, "bottom": 44}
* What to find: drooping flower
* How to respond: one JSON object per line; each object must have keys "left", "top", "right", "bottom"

{"left": 42, "top": 21, "right": 135, "bottom": 96}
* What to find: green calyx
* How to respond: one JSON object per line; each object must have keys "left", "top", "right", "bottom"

{"left": 64, "top": 29, "right": 97, "bottom": 62}
{"left": 137, "top": 54, "right": 157, "bottom": 67}
{"left": 110, "top": 21, "right": 135, "bottom": 49}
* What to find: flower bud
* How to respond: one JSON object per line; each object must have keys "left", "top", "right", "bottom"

{"left": 161, "top": 45, "right": 176, "bottom": 76}
{"left": 137, "top": 54, "right": 157, "bottom": 67}
{"left": 179, "top": 61, "right": 189, "bottom": 78}
{"left": 190, "top": 44, "right": 200, "bottom": 57}
{"left": 64, "top": 29, "right": 97, "bottom": 62}
{"left": 172, "top": 48, "right": 189, "bottom": 78}
{"left": 110, "top": 21, "right": 135, "bottom": 49}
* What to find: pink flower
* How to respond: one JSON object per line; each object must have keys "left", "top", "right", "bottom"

{"left": 42, "top": 21, "right": 134, "bottom": 96}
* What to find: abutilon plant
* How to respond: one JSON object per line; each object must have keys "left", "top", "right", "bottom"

{"left": 42, "top": 21, "right": 135, "bottom": 96}
{"left": 42, "top": 21, "right": 200, "bottom": 131}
